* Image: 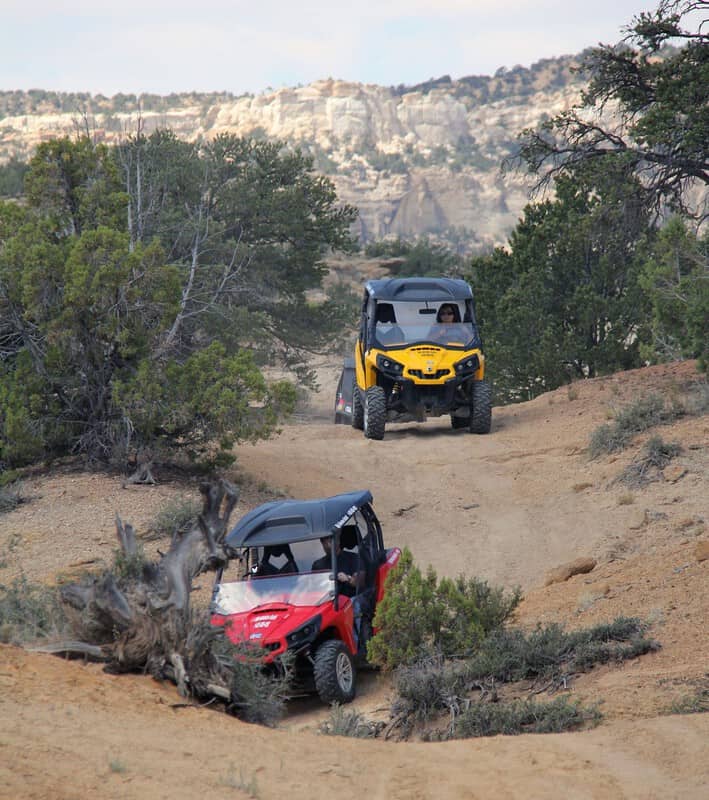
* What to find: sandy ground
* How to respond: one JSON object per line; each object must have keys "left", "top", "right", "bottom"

{"left": 1, "top": 359, "right": 707, "bottom": 799}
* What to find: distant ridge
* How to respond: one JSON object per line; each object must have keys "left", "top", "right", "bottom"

{"left": 0, "top": 53, "right": 589, "bottom": 249}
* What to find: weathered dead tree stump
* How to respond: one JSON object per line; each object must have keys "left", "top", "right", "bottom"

{"left": 58, "top": 478, "right": 241, "bottom": 699}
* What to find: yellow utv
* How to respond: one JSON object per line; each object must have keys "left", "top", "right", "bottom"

{"left": 349, "top": 277, "right": 491, "bottom": 440}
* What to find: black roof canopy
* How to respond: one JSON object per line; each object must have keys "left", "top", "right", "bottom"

{"left": 225, "top": 490, "right": 373, "bottom": 549}
{"left": 365, "top": 277, "right": 473, "bottom": 303}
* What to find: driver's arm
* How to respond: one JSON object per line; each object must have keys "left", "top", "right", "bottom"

{"left": 336, "top": 570, "right": 364, "bottom": 589}
{"left": 337, "top": 554, "right": 365, "bottom": 589}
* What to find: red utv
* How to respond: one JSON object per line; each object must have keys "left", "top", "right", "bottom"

{"left": 210, "top": 490, "right": 400, "bottom": 704}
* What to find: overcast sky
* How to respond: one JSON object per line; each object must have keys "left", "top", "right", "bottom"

{"left": 2, "top": 1, "right": 665, "bottom": 97}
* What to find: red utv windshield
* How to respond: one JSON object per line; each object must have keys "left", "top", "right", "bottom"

{"left": 212, "top": 572, "right": 334, "bottom": 615}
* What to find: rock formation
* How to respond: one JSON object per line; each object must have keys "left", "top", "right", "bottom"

{"left": 0, "top": 57, "right": 587, "bottom": 247}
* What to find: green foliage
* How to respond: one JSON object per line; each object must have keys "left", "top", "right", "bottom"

{"left": 24, "top": 138, "right": 125, "bottom": 234}
{"left": 367, "top": 549, "right": 438, "bottom": 669}
{"left": 516, "top": 1, "right": 708, "bottom": 219}
{"left": 367, "top": 548, "right": 521, "bottom": 670}
{"left": 0, "top": 132, "right": 351, "bottom": 467}
{"left": 0, "top": 156, "right": 28, "bottom": 197}
{"left": 504, "top": 2, "right": 707, "bottom": 383}
{"left": 467, "top": 161, "right": 652, "bottom": 401}
{"left": 0, "top": 576, "right": 70, "bottom": 644}
{"left": 114, "top": 342, "right": 295, "bottom": 467}
{"left": 365, "top": 237, "right": 464, "bottom": 277}
{"left": 638, "top": 217, "right": 709, "bottom": 370}
{"left": 364, "top": 237, "right": 412, "bottom": 258}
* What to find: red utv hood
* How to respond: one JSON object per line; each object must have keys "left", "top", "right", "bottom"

{"left": 212, "top": 602, "right": 320, "bottom": 647}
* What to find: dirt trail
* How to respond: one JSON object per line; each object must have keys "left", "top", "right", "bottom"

{"left": 1, "top": 359, "right": 708, "bottom": 799}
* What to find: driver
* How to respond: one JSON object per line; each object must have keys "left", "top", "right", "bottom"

{"left": 427, "top": 303, "right": 461, "bottom": 343}
{"left": 312, "top": 534, "right": 366, "bottom": 651}
{"left": 312, "top": 535, "right": 363, "bottom": 598}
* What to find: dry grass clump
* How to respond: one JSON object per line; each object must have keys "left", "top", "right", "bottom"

{"left": 319, "top": 705, "right": 385, "bottom": 738}
{"left": 667, "top": 688, "right": 709, "bottom": 715}
{"left": 589, "top": 394, "right": 678, "bottom": 457}
{"left": 0, "top": 481, "right": 26, "bottom": 514}
{"left": 589, "top": 382, "right": 708, "bottom": 459}
{"left": 0, "top": 576, "right": 71, "bottom": 644}
{"left": 145, "top": 496, "right": 201, "bottom": 541}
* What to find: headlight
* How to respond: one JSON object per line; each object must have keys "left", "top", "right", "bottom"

{"left": 285, "top": 615, "right": 322, "bottom": 649}
{"left": 454, "top": 354, "right": 480, "bottom": 376}
{"left": 376, "top": 354, "right": 404, "bottom": 376}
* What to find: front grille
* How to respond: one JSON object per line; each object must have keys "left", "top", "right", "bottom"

{"left": 409, "top": 369, "right": 450, "bottom": 379}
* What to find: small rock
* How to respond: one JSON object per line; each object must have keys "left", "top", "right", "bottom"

{"left": 663, "top": 465, "right": 687, "bottom": 483}
{"left": 645, "top": 510, "right": 669, "bottom": 523}
{"left": 694, "top": 540, "right": 709, "bottom": 563}
{"left": 544, "top": 557, "right": 597, "bottom": 586}
{"left": 629, "top": 511, "right": 647, "bottom": 530}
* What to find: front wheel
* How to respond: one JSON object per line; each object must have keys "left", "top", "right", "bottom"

{"left": 363, "top": 386, "right": 386, "bottom": 440}
{"left": 469, "top": 380, "right": 492, "bottom": 434}
{"left": 351, "top": 385, "right": 364, "bottom": 430}
{"left": 313, "top": 640, "right": 356, "bottom": 704}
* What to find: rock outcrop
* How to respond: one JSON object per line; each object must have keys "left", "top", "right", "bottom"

{"left": 0, "top": 58, "right": 587, "bottom": 247}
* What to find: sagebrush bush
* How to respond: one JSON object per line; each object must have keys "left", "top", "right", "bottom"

{"left": 211, "top": 637, "right": 294, "bottom": 727}
{"left": 0, "top": 485, "right": 23, "bottom": 513}
{"left": 384, "top": 616, "right": 657, "bottom": 739}
{"left": 146, "top": 497, "right": 200, "bottom": 541}
{"left": 112, "top": 544, "right": 149, "bottom": 581}
{"left": 588, "top": 394, "right": 679, "bottom": 457}
{"left": 391, "top": 656, "right": 470, "bottom": 725}
{"left": 448, "top": 696, "right": 601, "bottom": 739}
{"left": 319, "top": 704, "right": 384, "bottom": 738}
{"left": 685, "top": 381, "right": 709, "bottom": 416}
{"left": 667, "top": 688, "right": 709, "bottom": 715}
{"left": 0, "top": 576, "right": 71, "bottom": 644}
{"left": 462, "top": 617, "right": 657, "bottom": 684}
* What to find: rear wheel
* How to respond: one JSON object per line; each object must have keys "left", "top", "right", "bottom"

{"left": 469, "top": 380, "right": 492, "bottom": 434}
{"left": 351, "top": 385, "right": 364, "bottom": 430}
{"left": 363, "top": 386, "right": 386, "bottom": 440}
{"left": 314, "top": 640, "right": 356, "bottom": 704}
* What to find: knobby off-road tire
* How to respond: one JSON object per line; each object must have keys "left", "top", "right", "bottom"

{"left": 351, "top": 385, "right": 364, "bottom": 430}
{"left": 313, "top": 640, "right": 356, "bottom": 704}
{"left": 363, "top": 385, "right": 386, "bottom": 440}
{"left": 469, "top": 380, "right": 492, "bottom": 434}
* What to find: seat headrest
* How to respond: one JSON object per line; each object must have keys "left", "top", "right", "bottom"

{"left": 376, "top": 304, "right": 396, "bottom": 323}
{"left": 339, "top": 524, "right": 359, "bottom": 550}
{"left": 263, "top": 544, "right": 293, "bottom": 560}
